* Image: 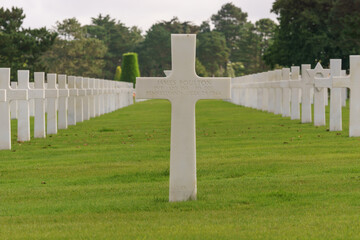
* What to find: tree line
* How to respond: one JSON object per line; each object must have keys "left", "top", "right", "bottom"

{"left": 1, "top": 1, "right": 359, "bottom": 82}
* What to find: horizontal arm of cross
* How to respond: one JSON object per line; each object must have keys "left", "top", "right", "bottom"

{"left": 29, "top": 89, "right": 45, "bottom": 99}
{"left": 314, "top": 77, "right": 331, "bottom": 88}
{"left": 196, "top": 77, "right": 230, "bottom": 100}
{"left": 288, "top": 80, "right": 303, "bottom": 88}
{"left": 269, "top": 81, "right": 282, "bottom": 88}
{"left": 279, "top": 81, "right": 289, "bottom": 88}
{"left": 7, "top": 89, "right": 28, "bottom": 101}
{"left": 333, "top": 76, "right": 350, "bottom": 88}
{"left": 59, "top": 89, "right": 69, "bottom": 97}
{"left": 136, "top": 77, "right": 171, "bottom": 100}
{"left": 45, "top": 89, "right": 59, "bottom": 98}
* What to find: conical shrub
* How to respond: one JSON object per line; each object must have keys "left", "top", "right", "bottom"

{"left": 114, "top": 66, "right": 122, "bottom": 81}
{"left": 120, "top": 52, "right": 140, "bottom": 84}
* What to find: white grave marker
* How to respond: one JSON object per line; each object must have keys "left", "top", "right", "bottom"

{"left": 274, "top": 70, "right": 283, "bottom": 115}
{"left": 68, "top": 76, "right": 78, "bottom": 125}
{"left": 289, "top": 67, "right": 300, "bottom": 120}
{"left": 281, "top": 68, "right": 291, "bottom": 117}
{"left": 89, "top": 78, "right": 96, "bottom": 118}
{"left": 76, "top": 77, "right": 85, "bottom": 123}
{"left": 331, "top": 56, "right": 360, "bottom": 136}
{"left": 0, "top": 69, "right": 28, "bottom": 149}
{"left": 33, "top": 73, "right": 46, "bottom": 138}
{"left": 46, "top": 74, "right": 59, "bottom": 134}
{"left": 17, "top": 70, "right": 31, "bottom": 142}
{"left": 58, "top": 75, "right": 69, "bottom": 129}
{"left": 300, "top": 64, "right": 313, "bottom": 123}
{"left": 314, "top": 59, "right": 342, "bottom": 131}
{"left": 136, "top": 34, "right": 230, "bottom": 202}
{"left": 83, "top": 78, "right": 90, "bottom": 121}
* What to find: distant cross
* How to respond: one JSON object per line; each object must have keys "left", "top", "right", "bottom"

{"left": 330, "top": 56, "right": 360, "bottom": 136}
{"left": 136, "top": 34, "right": 231, "bottom": 202}
{"left": 314, "top": 59, "right": 342, "bottom": 131}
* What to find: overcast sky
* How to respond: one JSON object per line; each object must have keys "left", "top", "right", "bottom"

{"left": 2, "top": 0, "right": 277, "bottom": 32}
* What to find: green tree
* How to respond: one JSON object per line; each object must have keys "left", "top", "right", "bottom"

{"left": 114, "top": 66, "right": 122, "bottom": 80}
{"left": 210, "top": 3, "right": 272, "bottom": 74}
{"left": 85, "top": 14, "right": 143, "bottom": 79}
{"left": 195, "top": 59, "right": 208, "bottom": 77}
{"left": 120, "top": 52, "right": 140, "bottom": 84}
{"left": 40, "top": 18, "right": 107, "bottom": 77}
{"left": 136, "top": 17, "right": 199, "bottom": 77}
{"left": 253, "top": 18, "right": 277, "bottom": 72}
{"left": 197, "top": 31, "right": 229, "bottom": 76}
{"left": 0, "top": 7, "right": 57, "bottom": 80}
{"left": 211, "top": 3, "right": 248, "bottom": 62}
{"left": 327, "top": 0, "right": 360, "bottom": 69}
{"left": 264, "top": 0, "right": 333, "bottom": 68}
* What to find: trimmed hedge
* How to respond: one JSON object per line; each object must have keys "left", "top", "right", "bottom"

{"left": 114, "top": 66, "right": 122, "bottom": 81}
{"left": 120, "top": 52, "right": 140, "bottom": 84}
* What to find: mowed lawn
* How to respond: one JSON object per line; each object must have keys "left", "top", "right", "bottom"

{"left": 0, "top": 99, "right": 359, "bottom": 239}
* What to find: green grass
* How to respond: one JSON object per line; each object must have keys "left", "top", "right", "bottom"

{"left": 0, "top": 99, "right": 359, "bottom": 239}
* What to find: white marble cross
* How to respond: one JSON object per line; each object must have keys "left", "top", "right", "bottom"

{"left": 98, "top": 80, "right": 105, "bottom": 115}
{"left": 300, "top": 64, "right": 313, "bottom": 123}
{"left": 314, "top": 59, "right": 342, "bottom": 131}
{"left": 76, "top": 77, "right": 85, "bottom": 123}
{"left": 10, "top": 82, "right": 18, "bottom": 119}
{"left": 289, "top": 67, "right": 301, "bottom": 120}
{"left": 274, "top": 70, "right": 283, "bottom": 115}
{"left": 330, "top": 56, "right": 360, "bottom": 136}
{"left": 68, "top": 76, "right": 78, "bottom": 125}
{"left": 281, "top": 68, "right": 291, "bottom": 117}
{"left": 46, "top": 74, "right": 59, "bottom": 135}
{"left": 17, "top": 70, "right": 31, "bottom": 142}
{"left": 33, "top": 72, "right": 46, "bottom": 138}
{"left": 286, "top": 64, "right": 313, "bottom": 123}
{"left": 58, "top": 75, "right": 69, "bottom": 129}
{"left": 136, "top": 34, "right": 230, "bottom": 202}
{"left": 267, "top": 71, "right": 276, "bottom": 113}
{"left": 89, "top": 79, "right": 96, "bottom": 118}
{"left": 0, "top": 68, "right": 28, "bottom": 149}
{"left": 83, "top": 78, "right": 93, "bottom": 120}
{"left": 261, "top": 73, "right": 269, "bottom": 111}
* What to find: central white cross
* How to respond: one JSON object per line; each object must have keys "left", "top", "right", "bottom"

{"left": 136, "top": 34, "right": 231, "bottom": 202}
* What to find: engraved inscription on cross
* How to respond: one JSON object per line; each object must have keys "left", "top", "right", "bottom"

{"left": 136, "top": 34, "right": 231, "bottom": 202}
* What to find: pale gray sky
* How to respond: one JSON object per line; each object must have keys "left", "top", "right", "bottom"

{"left": 2, "top": 0, "right": 277, "bottom": 32}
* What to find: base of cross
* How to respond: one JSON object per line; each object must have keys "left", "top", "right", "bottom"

{"left": 170, "top": 188, "right": 197, "bottom": 202}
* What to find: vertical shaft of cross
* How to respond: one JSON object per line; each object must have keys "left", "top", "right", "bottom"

{"left": 169, "top": 35, "right": 197, "bottom": 202}
{"left": 17, "top": 70, "right": 30, "bottom": 142}
{"left": 169, "top": 98, "right": 197, "bottom": 201}
{"left": 349, "top": 56, "right": 360, "bottom": 136}
{"left": 301, "top": 65, "right": 312, "bottom": 123}
{"left": 274, "top": 70, "right": 282, "bottom": 115}
{"left": 58, "top": 75, "right": 68, "bottom": 129}
{"left": 329, "top": 59, "right": 342, "bottom": 131}
{"left": 68, "top": 76, "right": 77, "bottom": 125}
{"left": 34, "top": 72, "right": 46, "bottom": 138}
{"left": 76, "top": 77, "right": 84, "bottom": 122}
{"left": 47, "top": 74, "right": 58, "bottom": 135}
{"left": 290, "top": 67, "right": 300, "bottom": 120}
{"left": 0, "top": 69, "right": 11, "bottom": 150}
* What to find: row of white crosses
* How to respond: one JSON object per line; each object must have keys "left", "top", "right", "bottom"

{"left": 231, "top": 56, "right": 360, "bottom": 136}
{"left": 0, "top": 69, "right": 134, "bottom": 150}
